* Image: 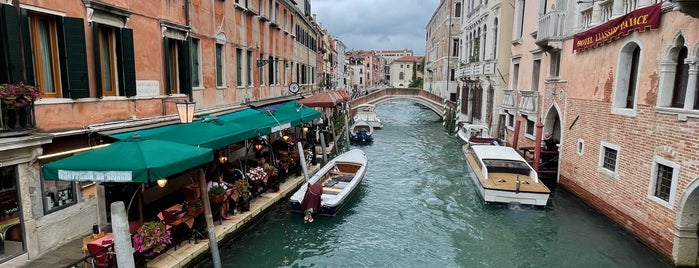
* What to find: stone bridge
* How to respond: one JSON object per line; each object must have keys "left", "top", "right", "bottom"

{"left": 348, "top": 88, "right": 456, "bottom": 121}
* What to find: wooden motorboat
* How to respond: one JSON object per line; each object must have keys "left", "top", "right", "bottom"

{"left": 353, "top": 104, "right": 382, "bottom": 129}
{"left": 290, "top": 149, "right": 368, "bottom": 217}
{"left": 462, "top": 144, "right": 550, "bottom": 206}
{"left": 349, "top": 120, "right": 374, "bottom": 142}
{"left": 456, "top": 123, "right": 497, "bottom": 145}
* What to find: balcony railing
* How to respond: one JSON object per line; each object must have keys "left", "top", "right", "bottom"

{"left": 456, "top": 61, "right": 496, "bottom": 78}
{"left": 519, "top": 91, "right": 539, "bottom": 116}
{"left": 0, "top": 102, "right": 36, "bottom": 137}
{"left": 536, "top": 11, "right": 566, "bottom": 50}
{"left": 502, "top": 90, "right": 517, "bottom": 109}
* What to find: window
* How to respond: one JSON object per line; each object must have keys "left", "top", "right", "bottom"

{"left": 191, "top": 38, "right": 202, "bottom": 88}
{"left": 30, "top": 13, "right": 62, "bottom": 97}
{"left": 259, "top": 53, "right": 265, "bottom": 85}
{"left": 455, "top": 2, "right": 462, "bottom": 17}
{"left": 236, "top": 48, "right": 242, "bottom": 87}
{"left": 531, "top": 59, "right": 541, "bottom": 91}
{"left": 512, "top": 63, "right": 520, "bottom": 90}
{"left": 96, "top": 26, "right": 117, "bottom": 96}
{"left": 670, "top": 47, "right": 688, "bottom": 108}
{"left": 472, "top": 86, "right": 483, "bottom": 120}
{"left": 0, "top": 165, "right": 25, "bottom": 260}
{"left": 452, "top": 38, "right": 459, "bottom": 57}
{"left": 577, "top": 139, "right": 584, "bottom": 155}
{"left": 492, "top": 18, "right": 499, "bottom": 58}
{"left": 268, "top": 56, "right": 275, "bottom": 85}
{"left": 549, "top": 51, "right": 560, "bottom": 78}
{"left": 525, "top": 117, "right": 534, "bottom": 135}
{"left": 216, "top": 43, "right": 224, "bottom": 87}
{"left": 613, "top": 42, "right": 641, "bottom": 115}
{"left": 247, "top": 50, "right": 253, "bottom": 86}
{"left": 162, "top": 23, "right": 192, "bottom": 96}
{"left": 599, "top": 142, "right": 620, "bottom": 176}
{"left": 399, "top": 72, "right": 404, "bottom": 80}
{"left": 649, "top": 157, "right": 679, "bottom": 206}
{"left": 450, "top": 69, "right": 455, "bottom": 81}
{"left": 514, "top": 0, "right": 525, "bottom": 40}
{"left": 507, "top": 112, "right": 514, "bottom": 128}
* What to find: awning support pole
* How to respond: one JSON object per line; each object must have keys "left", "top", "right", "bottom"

{"left": 196, "top": 168, "right": 222, "bottom": 268}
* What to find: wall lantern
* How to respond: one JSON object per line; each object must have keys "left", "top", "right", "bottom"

{"left": 176, "top": 101, "right": 196, "bottom": 123}
{"left": 254, "top": 142, "right": 263, "bottom": 151}
{"left": 157, "top": 178, "right": 168, "bottom": 188}
{"left": 219, "top": 151, "right": 228, "bottom": 163}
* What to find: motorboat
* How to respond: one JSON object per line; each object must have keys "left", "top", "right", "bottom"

{"left": 289, "top": 149, "right": 368, "bottom": 217}
{"left": 353, "top": 104, "right": 382, "bottom": 129}
{"left": 462, "top": 144, "right": 550, "bottom": 206}
{"left": 456, "top": 123, "right": 498, "bottom": 145}
{"left": 349, "top": 120, "right": 374, "bottom": 143}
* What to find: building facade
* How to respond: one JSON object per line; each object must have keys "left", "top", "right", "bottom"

{"left": 375, "top": 49, "right": 414, "bottom": 83}
{"left": 389, "top": 56, "right": 422, "bottom": 88}
{"left": 0, "top": 0, "right": 327, "bottom": 264}
{"left": 424, "top": 0, "right": 461, "bottom": 100}
{"left": 560, "top": 1, "right": 699, "bottom": 266}
{"left": 456, "top": 0, "right": 514, "bottom": 138}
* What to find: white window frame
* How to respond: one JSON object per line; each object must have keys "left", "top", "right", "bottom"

{"left": 598, "top": 141, "right": 620, "bottom": 178}
{"left": 612, "top": 39, "right": 642, "bottom": 117}
{"left": 576, "top": 139, "right": 585, "bottom": 156}
{"left": 191, "top": 38, "right": 203, "bottom": 89}
{"left": 647, "top": 156, "right": 680, "bottom": 209}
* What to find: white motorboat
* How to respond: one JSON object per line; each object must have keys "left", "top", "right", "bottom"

{"left": 456, "top": 123, "right": 497, "bottom": 145}
{"left": 462, "top": 144, "right": 550, "bottom": 206}
{"left": 289, "top": 149, "right": 368, "bottom": 216}
{"left": 353, "top": 104, "right": 382, "bottom": 129}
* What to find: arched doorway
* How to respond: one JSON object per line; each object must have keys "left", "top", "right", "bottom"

{"left": 673, "top": 179, "right": 699, "bottom": 266}
{"left": 543, "top": 104, "right": 562, "bottom": 142}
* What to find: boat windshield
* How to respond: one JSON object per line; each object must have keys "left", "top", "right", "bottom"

{"left": 482, "top": 159, "right": 531, "bottom": 176}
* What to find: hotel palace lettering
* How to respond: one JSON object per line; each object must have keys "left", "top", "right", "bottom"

{"left": 573, "top": 3, "right": 662, "bottom": 52}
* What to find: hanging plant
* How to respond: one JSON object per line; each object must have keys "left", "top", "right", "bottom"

{"left": 0, "top": 82, "right": 40, "bottom": 109}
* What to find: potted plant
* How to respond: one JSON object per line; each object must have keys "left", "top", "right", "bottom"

{"left": 184, "top": 199, "right": 203, "bottom": 216}
{"left": 0, "top": 82, "right": 40, "bottom": 109}
{"left": 231, "top": 180, "right": 252, "bottom": 211}
{"left": 208, "top": 185, "right": 226, "bottom": 203}
{"left": 132, "top": 221, "right": 172, "bottom": 254}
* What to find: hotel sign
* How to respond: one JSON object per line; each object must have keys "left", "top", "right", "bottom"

{"left": 573, "top": 3, "right": 661, "bottom": 52}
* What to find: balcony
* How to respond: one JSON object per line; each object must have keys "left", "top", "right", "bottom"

{"left": 536, "top": 11, "right": 566, "bottom": 51}
{"left": 519, "top": 91, "right": 539, "bottom": 116}
{"left": 0, "top": 103, "right": 36, "bottom": 137}
{"left": 502, "top": 90, "right": 517, "bottom": 109}
{"left": 456, "top": 61, "right": 496, "bottom": 78}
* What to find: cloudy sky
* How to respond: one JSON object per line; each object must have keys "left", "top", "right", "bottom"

{"left": 311, "top": 0, "right": 440, "bottom": 56}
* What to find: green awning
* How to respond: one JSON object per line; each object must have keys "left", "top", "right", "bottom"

{"left": 43, "top": 136, "right": 213, "bottom": 183}
{"left": 146, "top": 118, "right": 259, "bottom": 149}
{"left": 248, "top": 101, "right": 321, "bottom": 135}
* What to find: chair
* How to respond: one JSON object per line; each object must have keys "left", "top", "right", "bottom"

{"left": 87, "top": 243, "right": 115, "bottom": 268}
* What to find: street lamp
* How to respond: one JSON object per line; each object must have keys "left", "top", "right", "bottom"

{"left": 176, "top": 101, "right": 196, "bottom": 123}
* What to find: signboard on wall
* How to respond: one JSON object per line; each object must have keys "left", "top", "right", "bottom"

{"left": 573, "top": 3, "right": 661, "bottom": 52}
{"left": 136, "top": 80, "right": 160, "bottom": 97}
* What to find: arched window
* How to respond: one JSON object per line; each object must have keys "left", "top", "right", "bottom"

{"left": 657, "top": 34, "right": 698, "bottom": 111}
{"left": 399, "top": 72, "right": 404, "bottom": 80}
{"left": 671, "top": 47, "right": 689, "bottom": 108}
{"left": 612, "top": 41, "right": 641, "bottom": 115}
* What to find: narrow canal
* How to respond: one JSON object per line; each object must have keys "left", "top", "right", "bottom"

{"left": 194, "top": 101, "right": 672, "bottom": 267}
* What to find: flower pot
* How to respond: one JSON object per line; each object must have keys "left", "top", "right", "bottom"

{"left": 239, "top": 199, "right": 250, "bottom": 212}
{"left": 210, "top": 195, "right": 225, "bottom": 203}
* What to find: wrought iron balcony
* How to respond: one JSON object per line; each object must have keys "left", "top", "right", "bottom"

{"left": 0, "top": 102, "right": 36, "bottom": 137}
{"left": 536, "top": 11, "right": 566, "bottom": 50}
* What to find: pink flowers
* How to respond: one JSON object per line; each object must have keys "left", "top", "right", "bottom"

{"left": 132, "top": 221, "right": 172, "bottom": 253}
{"left": 247, "top": 166, "right": 267, "bottom": 183}
{"left": 0, "top": 82, "right": 40, "bottom": 109}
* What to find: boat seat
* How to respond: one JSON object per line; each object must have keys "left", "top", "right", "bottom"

{"left": 336, "top": 175, "right": 354, "bottom": 182}
{"left": 334, "top": 182, "right": 349, "bottom": 189}
{"left": 323, "top": 187, "right": 343, "bottom": 194}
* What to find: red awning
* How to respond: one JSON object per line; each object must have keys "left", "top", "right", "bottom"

{"left": 298, "top": 91, "right": 346, "bottom": 107}
{"left": 335, "top": 90, "right": 350, "bottom": 101}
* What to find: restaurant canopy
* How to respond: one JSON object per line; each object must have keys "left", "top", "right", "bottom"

{"left": 42, "top": 135, "right": 213, "bottom": 183}
{"left": 335, "top": 90, "right": 350, "bottom": 101}
{"left": 297, "top": 91, "right": 346, "bottom": 107}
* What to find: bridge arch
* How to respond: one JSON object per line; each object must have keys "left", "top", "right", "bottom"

{"left": 348, "top": 88, "right": 454, "bottom": 119}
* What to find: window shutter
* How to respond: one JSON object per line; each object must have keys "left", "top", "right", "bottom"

{"left": 62, "top": 17, "right": 89, "bottom": 99}
{"left": 178, "top": 39, "right": 191, "bottom": 96}
{"left": 20, "top": 9, "right": 34, "bottom": 86}
{"left": 119, "top": 28, "right": 136, "bottom": 97}
{"left": 163, "top": 38, "right": 171, "bottom": 95}
{"left": 92, "top": 24, "right": 102, "bottom": 98}
{"left": 0, "top": 5, "right": 22, "bottom": 84}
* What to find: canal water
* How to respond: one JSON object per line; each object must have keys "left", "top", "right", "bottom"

{"left": 194, "top": 101, "right": 672, "bottom": 268}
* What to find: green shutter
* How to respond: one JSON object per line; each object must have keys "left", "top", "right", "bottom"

{"left": 62, "top": 17, "right": 89, "bottom": 99}
{"left": 163, "top": 38, "right": 171, "bottom": 95}
{"left": 120, "top": 28, "right": 136, "bottom": 97}
{"left": 20, "top": 9, "right": 34, "bottom": 86}
{"left": 92, "top": 24, "right": 102, "bottom": 98}
{"left": 0, "top": 5, "right": 22, "bottom": 84}
{"left": 178, "top": 39, "right": 191, "bottom": 96}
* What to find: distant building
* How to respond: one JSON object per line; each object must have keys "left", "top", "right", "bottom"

{"left": 375, "top": 49, "right": 414, "bottom": 82}
{"left": 424, "top": 0, "right": 461, "bottom": 100}
{"left": 389, "top": 56, "right": 422, "bottom": 88}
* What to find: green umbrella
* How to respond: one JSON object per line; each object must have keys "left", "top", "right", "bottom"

{"left": 42, "top": 135, "right": 214, "bottom": 183}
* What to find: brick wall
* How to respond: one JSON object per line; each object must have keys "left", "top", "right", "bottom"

{"left": 560, "top": 97, "right": 699, "bottom": 260}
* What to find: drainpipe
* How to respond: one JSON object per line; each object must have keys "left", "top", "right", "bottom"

{"left": 185, "top": 0, "right": 193, "bottom": 102}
